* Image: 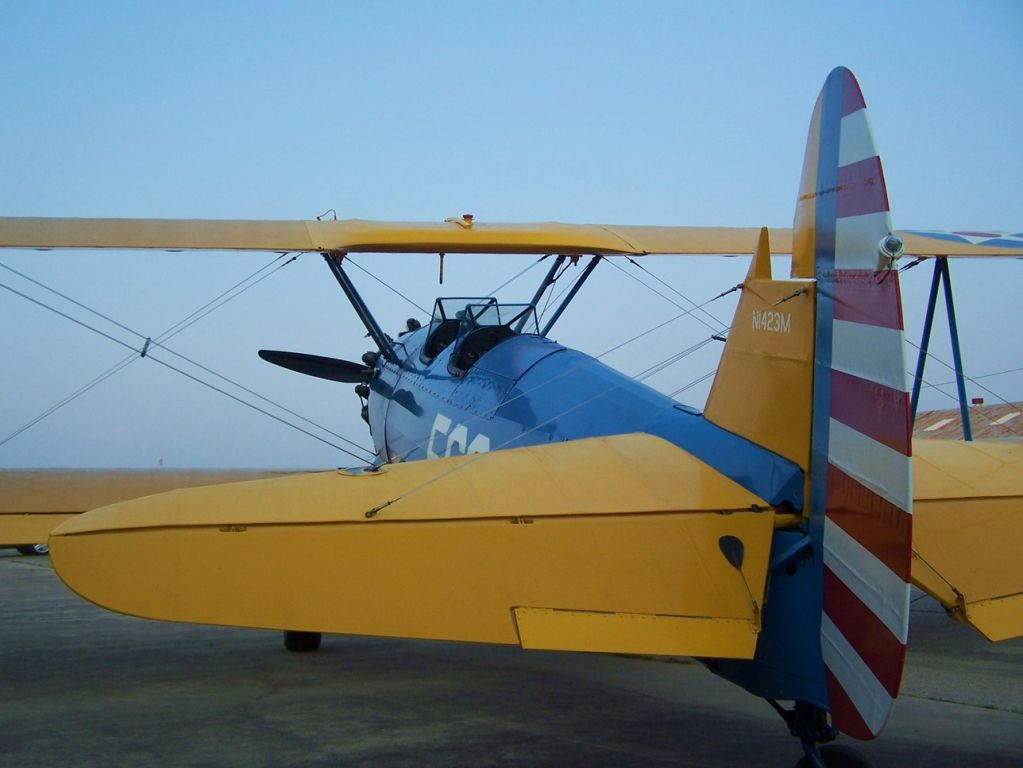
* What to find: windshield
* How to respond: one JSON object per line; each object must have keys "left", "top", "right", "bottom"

{"left": 420, "top": 298, "right": 540, "bottom": 365}
{"left": 463, "top": 303, "right": 538, "bottom": 334}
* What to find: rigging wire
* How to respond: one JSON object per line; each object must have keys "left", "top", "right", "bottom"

{"left": 669, "top": 369, "right": 717, "bottom": 398}
{"left": 538, "top": 260, "right": 594, "bottom": 326}
{"left": 896, "top": 257, "right": 1022, "bottom": 433}
{"left": 0, "top": 280, "right": 140, "bottom": 352}
{"left": 611, "top": 256, "right": 730, "bottom": 334}
{"left": 338, "top": 253, "right": 548, "bottom": 326}
{"left": 139, "top": 351, "right": 371, "bottom": 461}
{"left": 380, "top": 262, "right": 815, "bottom": 511}
{"left": 0, "top": 264, "right": 375, "bottom": 461}
{"left": 344, "top": 256, "right": 430, "bottom": 315}
{"left": 908, "top": 372, "right": 1020, "bottom": 438}
{"left": 0, "top": 254, "right": 295, "bottom": 448}
{"left": 1, "top": 253, "right": 291, "bottom": 348}
{"left": 905, "top": 340, "right": 1023, "bottom": 440}
{"left": 487, "top": 255, "right": 547, "bottom": 297}
{"left": 906, "top": 338, "right": 1023, "bottom": 415}
{"left": 382, "top": 278, "right": 739, "bottom": 467}
{"left": 597, "top": 283, "right": 738, "bottom": 361}
{"left": 154, "top": 254, "right": 296, "bottom": 344}
{"left": 0, "top": 260, "right": 149, "bottom": 343}
{"left": 631, "top": 339, "right": 716, "bottom": 382}
{"left": 386, "top": 260, "right": 758, "bottom": 470}
{"left": 370, "top": 300, "right": 739, "bottom": 515}
{"left": 148, "top": 341, "right": 373, "bottom": 457}
{"left": 916, "top": 365, "right": 1023, "bottom": 390}
{"left": 0, "top": 352, "right": 137, "bottom": 449}
{"left": 0, "top": 281, "right": 371, "bottom": 461}
{"left": 367, "top": 358, "right": 669, "bottom": 517}
{"left": 370, "top": 276, "right": 779, "bottom": 514}
{"left": 536, "top": 260, "right": 573, "bottom": 322}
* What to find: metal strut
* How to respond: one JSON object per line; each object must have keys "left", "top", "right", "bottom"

{"left": 516, "top": 254, "right": 566, "bottom": 333}
{"left": 909, "top": 257, "right": 972, "bottom": 440}
{"left": 540, "top": 255, "right": 602, "bottom": 337}
{"left": 527, "top": 254, "right": 567, "bottom": 310}
{"left": 322, "top": 252, "right": 398, "bottom": 363}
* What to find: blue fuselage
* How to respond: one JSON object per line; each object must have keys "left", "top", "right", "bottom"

{"left": 364, "top": 320, "right": 825, "bottom": 706}
{"left": 368, "top": 328, "right": 803, "bottom": 510}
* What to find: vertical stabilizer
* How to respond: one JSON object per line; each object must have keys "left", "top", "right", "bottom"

{"left": 800, "top": 67, "right": 913, "bottom": 740}
{"left": 704, "top": 228, "right": 815, "bottom": 470}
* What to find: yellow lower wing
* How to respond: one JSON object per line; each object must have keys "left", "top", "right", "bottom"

{"left": 912, "top": 440, "right": 1023, "bottom": 641}
{"left": 0, "top": 469, "right": 292, "bottom": 545}
{"left": 51, "top": 434, "right": 778, "bottom": 659}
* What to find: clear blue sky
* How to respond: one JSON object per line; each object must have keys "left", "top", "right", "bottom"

{"left": 1, "top": 2, "right": 1020, "bottom": 467}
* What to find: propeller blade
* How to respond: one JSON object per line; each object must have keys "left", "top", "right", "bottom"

{"left": 258, "top": 350, "right": 372, "bottom": 383}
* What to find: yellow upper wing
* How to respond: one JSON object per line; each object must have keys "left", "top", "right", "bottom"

{"left": 50, "top": 434, "right": 780, "bottom": 659}
{"left": 2, "top": 217, "right": 1021, "bottom": 256}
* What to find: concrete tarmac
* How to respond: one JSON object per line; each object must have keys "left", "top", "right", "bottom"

{"left": 1, "top": 550, "right": 1020, "bottom": 767}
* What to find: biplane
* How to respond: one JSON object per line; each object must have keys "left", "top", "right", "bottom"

{"left": 1, "top": 67, "right": 1022, "bottom": 766}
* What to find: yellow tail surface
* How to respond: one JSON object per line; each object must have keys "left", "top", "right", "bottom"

{"left": 50, "top": 434, "right": 778, "bottom": 659}
{"left": 912, "top": 439, "right": 1023, "bottom": 641}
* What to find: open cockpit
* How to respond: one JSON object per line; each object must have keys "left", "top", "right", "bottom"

{"left": 419, "top": 297, "right": 540, "bottom": 374}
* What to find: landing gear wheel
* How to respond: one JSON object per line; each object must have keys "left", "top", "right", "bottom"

{"left": 795, "top": 744, "right": 872, "bottom": 767}
{"left": 283, "top": 630, "right": 322, "bottom": 652}
{"left": 16, "top": 544, "right": 49, "bottom": 556}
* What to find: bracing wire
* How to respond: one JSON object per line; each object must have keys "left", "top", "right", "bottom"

{"left": 909, "top": 372, "right": 1023, "bottom": 438}
{"left": 0, "top": 260, "right": 148, "bottom": 342}
{"left": 916, "top": 365, "right": 1023, "bottom": 391}
{"left": 596, "top": 284, "right": 737, "bottom": 361}
{"left": 367, "top": 360, "right": 666, "bottom": 517}
{"left": 0, "top": 253, "right": 293, "bottom": 448}
{"left": 487, "top": 255, "right": 547, "bottom": 297}
{"left": 338, "top": 253, "right": 547, "bottom": 325}
{"left": 669, "top": 369, "right": 717, "bottom": 398}
{"left": 155, "top": 254, "right": 296, "bottom": 344}
{"left": 344, "top": 256, "right": 430, "bottom": 315}
{"left": 0, "top": 281, "right": 141, "bottom": 352}
{"left": 140, "top": 351, "right": 372, "bottom": 461}
{"left": 632, "top": 339, "right": 716, "bottom": 382}
{"left": 148, "top": 341, "right": 374, "bottom": 457}
{"left": 537, "top": 260, "right": 581, "bottom": 324}
{"left": 370, "top": 273, "right": 767, "bottom": 512}
{"left": 0, "top": 352, "right": 138, "bottom": 449}
{"left": 382, "top": 275, "right": 740, "bottom": 467}
{"left": 4, "top": 291, "right": 372, "bottom": 461}
{"left": 906, "top": 340, "right": 1023, "bottom": 440}
{"left": 0, "top": 263, "right": 375, "bottom": 461}
{"left": 906, "top": 338, "right": 1022, "bottom": 413}
{"left": 370, "top": 291, "right": 739, "bottom": 516}
{"left": 611, "top": 256, "right": 730, "bottom": 334}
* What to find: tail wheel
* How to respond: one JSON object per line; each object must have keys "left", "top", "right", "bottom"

{"left": 283, "top": 630, "right": 322, "bottom": 652}
{"left": 16, "top": 544, "right": 49, "bottom": 556}
{"left": 795, "top": 745, "right": 873, "bottom": 768}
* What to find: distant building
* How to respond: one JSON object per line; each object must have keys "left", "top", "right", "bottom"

{"left": 914, "top": 401, "right": 1023, "bottom": 441}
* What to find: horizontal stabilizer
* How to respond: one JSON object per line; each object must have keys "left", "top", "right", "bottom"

{"left": 513, "top": 607, "right": 758, "bottom": 658}
{"left": 51, "top": 434, "right": 776, "bottom": 657}
{"left": 912, "top": 440, "right": 1023, "bottom": 641}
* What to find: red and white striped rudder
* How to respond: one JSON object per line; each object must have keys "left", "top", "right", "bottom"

{"left": 794, "top": 66, "right": 913, "bottom": 740}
